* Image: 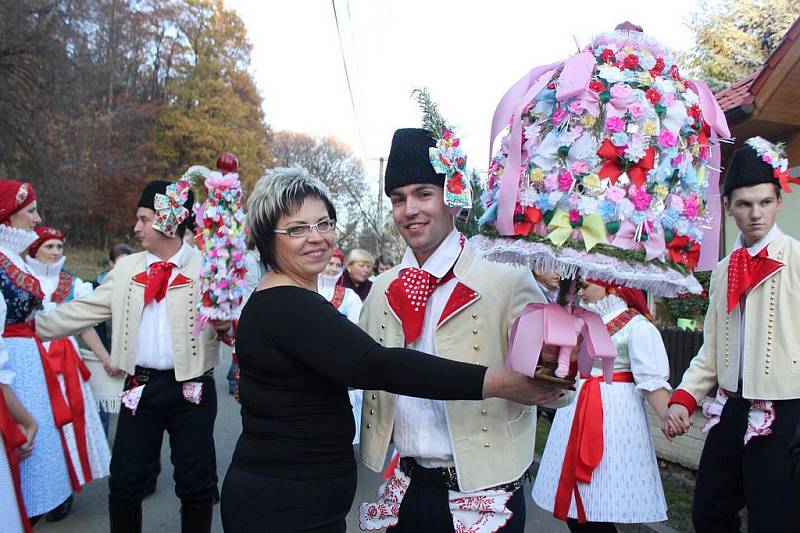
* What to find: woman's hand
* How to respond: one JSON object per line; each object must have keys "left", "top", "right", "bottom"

{"left": 16, "top": 419, "right": 37, "bottom": 460}
{"left": 662, "top": 404, "right": 692, "bottom": 440}
{"left": 103, "top": 362, "right": 124, "bottom": 378}
{"left": 482, "top": 367, "right": 565, "bottom": 405}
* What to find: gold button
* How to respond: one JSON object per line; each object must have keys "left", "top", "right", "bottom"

{"left": 383, "top": 310, "right": 388, "bottom": 316}
{"left": 371, "top": 393, "right": 377, "bottom": 400}
{"left": 367, "top": 423, "right": 372, "bottom": 429}
{"left": 369, "top": 409, "right": 375, "bottom": 415}
{"left": 471, "top": 313, "right": 478, "bottom": 319}
{"left": 480, "top": 409, "right": 487, "bottom": 416}
{"left": 379, "top": 337, "right": 384, "bottom": 342}
{"left": 380, "top": 325, "right": 385, "bottom": 329}
{"left": 484, "top": 442, "right": 491, "bottom": 448}
{"left": 473, "top": 345, "right": 480, "bottom": 351}
{"left": 481, "top": 426, "right": 488, "bottom": 432}
{"left": 793, "top": 359, "right": 798, "bottom": 364}
{"left": 472, "top": 329, "right": 478, "bottom": 335}
{"left": 765, "top": 370, "right": 770, "bottom": 375}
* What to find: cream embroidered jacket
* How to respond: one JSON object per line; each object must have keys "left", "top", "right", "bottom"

{"left": 676, "top": 233, "right": 800, "bottom": 407}
{"left": 359, "top": 244, "right": 572, "bottom": 492}
{"left": 35, "top": 249, "right": 220, "bottom": 381}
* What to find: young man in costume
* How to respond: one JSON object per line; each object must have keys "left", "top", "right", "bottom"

{"left": 35, "top": 180, "right": 232, "bottom": 533}
{"left": 664, "top": 137, "right": 800, "bottom": 533}
{"left": 359, "top": 128, "right": 570, "bottom": 533}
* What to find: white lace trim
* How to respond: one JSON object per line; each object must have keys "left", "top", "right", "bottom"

{"left": 469, "top": 235, "right": 702, "bottom": 297}
{"left": 0, "top": 225, "right": 38, "bottom": 256}
{"left": 24, "top": 255, "right": 66, "bottom": 280}
{"left": 581, "top": 294, "right": 628, "bottom": 323}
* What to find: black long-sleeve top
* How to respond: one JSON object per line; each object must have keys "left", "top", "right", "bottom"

{"left": 231, "top": 286, "right": 487, "bottom": 480}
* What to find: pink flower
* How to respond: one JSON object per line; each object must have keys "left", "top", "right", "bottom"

{"left": 631, "top": 188, "right": 652, "bottom": 211}
{"left": 658, "top": 129, "right": 677, "bottom": 148}
{"left": 663, "top": 93, "right": 677, "bottom": 106}
{"left": 568, "top": 100, "right": 585, "bottom": 114}
{"left": 568, "top": 209, "right": 582, "bottom": 224}
{"left": 544, "top": 173, "right": 559, "bottom": 191}
{"left": 628, "top": 103, "right": 644, "bottom": 119}
{"left": 570, "top": 161, "right": 588, "bottom": 175}
{"left": 552, "top": 107, "right": 568, "bottom": 125}
{"left": 605, "top": 186, "right": 626, "bottom": 203}
{"left": 684, "top": 196, "right": 699, "bottom": 218}
{"left": 558, "top": 171, "right": 574, "bottom": 192}
{"left": 610, "top": 84, "right": 631, "bottom": 99}
{"left": 443, "top": 129, "right": 453, "bottom": 140}
{"left": 605, "top": 116, "right": 625, "bottom": 132}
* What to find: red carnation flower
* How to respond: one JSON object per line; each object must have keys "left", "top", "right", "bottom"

{"left": 447, "top": 173, "right": 466, "bottom": 195}
{"left": 600, "top": 49, "right": 616, "bottom": 63}
{"left": 623, "top": 54, "right": 640, "bottom": 70}
{"left": 654, "top": 58, "right": 665, "bottom": 72}
{"left": 645, "top": 88, "right": 661, "bottom": 104}
{"left": 589, "top": 80, "right": 605, "bottom": 93}
{"left": 689, "top": 104, "right": 702, "bottom": 121}
{"left": 669, "top": 64, "right": 681, "bottom": 80}
{"left": 547, "top": 81, "right": 556, "bottom": 90}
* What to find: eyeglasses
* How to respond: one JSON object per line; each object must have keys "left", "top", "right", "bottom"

{"left": 274, "top": 218, "right": 336, "bottom": 238}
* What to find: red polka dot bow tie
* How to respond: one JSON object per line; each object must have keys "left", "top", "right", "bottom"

{"left": 144, "top": 261, "right": 176, "bottom": 306}
{"left": 387, "top": 267, "right": 455, "bottom": 345}
{"left": 726, "top": 247, "right": 782, "bottom": 312}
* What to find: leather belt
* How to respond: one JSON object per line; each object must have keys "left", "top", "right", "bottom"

{"left": 722, "top": 388, "right": 744, "bottom": 399}
{"left": 398, "top": 457, "right": 524, "bottom": 493}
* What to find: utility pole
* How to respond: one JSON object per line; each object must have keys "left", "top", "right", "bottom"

{"left": 377, "top": 156, "right": 385, "bottom": 252}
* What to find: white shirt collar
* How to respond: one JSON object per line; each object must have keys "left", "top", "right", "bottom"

{"left": 25, "top": 255, "right": 66, "bottom": 279}
{"left": 0, "top": 225, "right": 38, "bottom": 256}
{"left": 399, "top": 228, "right": 462, "bottom": 279}
{"left": 734, "top": 224, "right": 783, "bottom": 256}
{"left": 145, "top": 242, "right": 190, "bottom": 270}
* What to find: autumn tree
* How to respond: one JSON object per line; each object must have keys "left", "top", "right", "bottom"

{"left": 683, "top": 0, "right": 800, "bottom": 91}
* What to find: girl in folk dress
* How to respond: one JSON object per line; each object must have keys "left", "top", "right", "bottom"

{"left": 26, "top": 226, "right": 113, "bottom": 504}
{"left": 1, "top": 294, "right": 38, "bottom": 533}
{"left": 532, "top": 281, "right": 671, "bottom": 532}
{"left": 0, "top": 180, "right": 74, "bottom": 518}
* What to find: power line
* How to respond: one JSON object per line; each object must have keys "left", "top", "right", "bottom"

{"left": 331, "top": 0, "right": 368, "bottom": 163}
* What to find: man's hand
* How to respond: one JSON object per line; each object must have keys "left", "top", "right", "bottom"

{"left": 211, "top": 320, "right": 234, "bottom": 336}
{"left": 103, "top": 362, "right": 125, "bottom": 378}
{"left": 662, "top": 404, "right": 692, "bottom": 440}
{"left": 483, "top": 367, "right": 564, "bottom": 405}
{"left": 17, "top": 420, "right": 37, "bottom": 460}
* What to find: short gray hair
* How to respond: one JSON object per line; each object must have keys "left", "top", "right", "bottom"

{"left": 247, "top": 166, "right": 336, "bottom": 272}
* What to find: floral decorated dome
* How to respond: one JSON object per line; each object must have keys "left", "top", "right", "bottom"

{"left": 474, "top": 25, "right": 730, "bottom": 296}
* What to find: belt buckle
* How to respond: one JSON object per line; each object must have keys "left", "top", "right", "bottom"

{"left": 442, "top": 467, "right": 457, "bottom": 490}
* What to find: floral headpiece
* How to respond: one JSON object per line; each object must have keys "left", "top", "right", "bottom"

{"left": 745, "top": 136, "right": 799, "bottom": 193}
{"left": 153, "top": 178, "right": 192, "bottom": 238}
{"left": 15, "top": 183, "right": 31, "bottom": 207}
{"left": 413, "top": 88, "right": 471, "bottom": 209}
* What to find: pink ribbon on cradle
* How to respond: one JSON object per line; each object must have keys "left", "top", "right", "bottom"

{"left": 506, "top": 302, "right": 616, "bottom": 384}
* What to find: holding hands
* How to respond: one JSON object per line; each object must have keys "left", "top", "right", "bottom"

{"left": 662, "top": 403, "right": 692, "bottom": 441}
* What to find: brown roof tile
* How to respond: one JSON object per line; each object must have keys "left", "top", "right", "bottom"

{"left": 715, "top": 69, "right": 761, "bottom": 112}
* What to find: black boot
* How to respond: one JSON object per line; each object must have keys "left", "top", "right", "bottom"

{"left": 181, "top": 502, "right": 213, "bottom": 533}
{"left": 109, "top": 502, "right": 142, "bottom": 533}
{"left": 45, "top": 494, "right": 74, "bottom": 522}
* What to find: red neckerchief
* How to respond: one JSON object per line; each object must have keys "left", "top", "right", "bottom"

{"left": 144, "top": 261, "right": 175, "bottom": 306}
{"left": 726, "top": 247, "right": 783, "bottom": 312}
{"left": 386, "top": 235, "right": 464, "bottom": 345}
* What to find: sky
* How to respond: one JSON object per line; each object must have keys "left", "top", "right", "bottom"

{"left": 225, "top": 0, "right": 700, "bottom": 185}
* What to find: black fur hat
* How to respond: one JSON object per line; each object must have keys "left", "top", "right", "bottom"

{"left": 384, "top": 128, "right": 442, "bottom": 195}
{"left": 723, "top": 142, "right": 778, "bottom": 197}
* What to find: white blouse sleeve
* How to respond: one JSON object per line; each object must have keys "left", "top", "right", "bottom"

{"left": 627, "top": 319, "right": 671, "bottom": 395}
{"left": 342, "top": 289, "right": 363, "bottom": 324}
{"left": 0, "top": 295, "right": 12, "bottom": 385}
{"left": 72, "top": 277, "right": 95, "bottom": 299}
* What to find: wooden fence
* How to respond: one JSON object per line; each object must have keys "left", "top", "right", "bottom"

{"left": 658, "top": 326, "right": 704, "bottom": 388}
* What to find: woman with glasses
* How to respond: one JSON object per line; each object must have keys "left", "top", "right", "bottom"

{"left": 220, "top": 167, "right": 563, "bottom": 532}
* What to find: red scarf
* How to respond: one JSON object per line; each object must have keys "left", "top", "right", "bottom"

{"left": 386, "top": 267, "right": 456, "bottom": 345}
{"left": 144, "top": 261, "right": 175, "bottom": 305}
{"left": 726, "top": 246, "right": 783, "bottom": 312}
{"left": 0, "top": 392, "right": 32, "bottom": 533}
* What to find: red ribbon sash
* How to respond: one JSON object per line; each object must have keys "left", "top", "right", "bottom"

{"left": 47, "top": 338, "right": 93, "bottom": 487}
{"left": 554, "top": 371, "right": 634, "bottom": 523}
{"left": 0, "top": 392, "right": 33, "bottom": 533}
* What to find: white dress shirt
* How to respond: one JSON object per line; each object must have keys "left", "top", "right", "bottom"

{"left": 732, "top": 224, "right": 784, "bottom": 382}
{"left": 393, "top": 228, "right": 463, "bottom": 468}
{"left": 136, "top": 243, "right": 192, "bottom": 370}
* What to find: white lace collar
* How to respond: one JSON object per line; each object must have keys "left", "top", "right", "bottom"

{"left": 0, "top": 225, "right": 38, "bottom": 257}
{"left": 25, "top": 255, "right": 66, "bottom": 280}
{"left": 580, "top": 294, "right": 628, "bottom": 323}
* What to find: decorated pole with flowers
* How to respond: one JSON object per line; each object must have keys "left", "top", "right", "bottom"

{"left": 183, "top": 153, "right": 248, "bottom": 334}
{"left": 475, "top": 23, "right": 731, "bottom": 387}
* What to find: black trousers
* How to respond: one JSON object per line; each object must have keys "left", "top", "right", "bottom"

{"left": 220, "top": 465, "right": 357, "bottom": 532}
{"left": 387, "top": 474, "right": 526, "bottom": 533}
{"left": 692, "top": 396, "right": 800, "bottom": 533}
{"left": 109, "top": 368, "right": 218, "bottom": 507}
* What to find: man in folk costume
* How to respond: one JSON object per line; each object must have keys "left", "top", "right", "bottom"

{"left": 665, "top": 137, "right": 800, "bottom": 532}
{"left": 35, "top": 180, "right": 233, "bottom": 533}
{"left": 359, "top": 128, "right": 571, "bottom": 533}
